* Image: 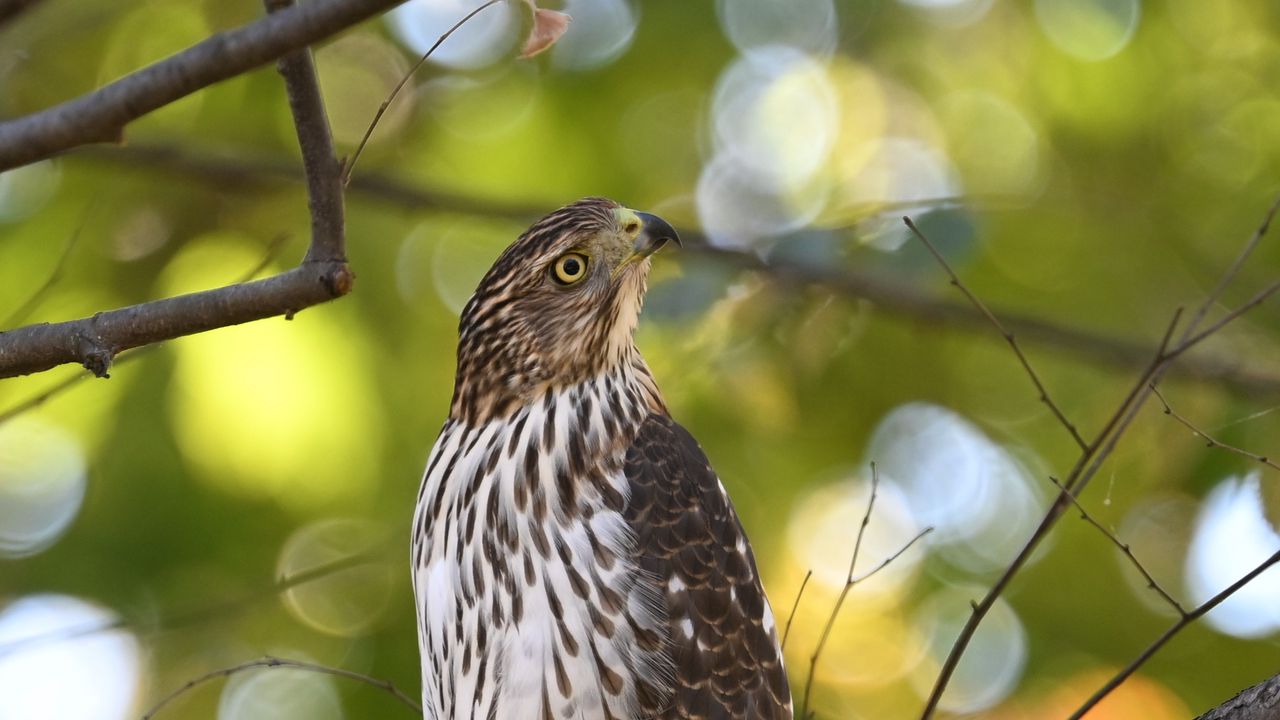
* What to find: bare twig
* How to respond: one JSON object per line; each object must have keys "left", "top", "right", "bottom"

{"left": 780, "top": 569, "right": 812, "bottom": 652}
{"left": 799, "top": 465, "right": 880, "bottom": 720}
{"left": 1069, "top": 549, "right": 1280, "bottom": 719}
{"left": 1184, "top": 195, "right": 1280, "bottom": 335}
{"left": 1172, "top": 279, "right": 1280, "bottom": 360}
{"left": 142, "top": 655, "right": 421, "bottom": 719}
{"left": 2, "top": 208, "right": 88, "bottom": 328}
{"left": 1150, "top": 385, "right": 1280, "bottom": 474}
{"left": 0, "top": 0, "right": 412, "bottom": 171}
{"left": 343, "top": 0, "right": 504, "bottom": 183}
{"left": 800, "top": 466, "right": 933, "bottom": 719}
{"left": 919, "top": 194, "right": 1280, "bottom": 720}
{"left": 1048, "top": 476, "right": 1187, "bottom": 615}
{"left": 904, "top": 216, "right": 1088, "bottom": 451}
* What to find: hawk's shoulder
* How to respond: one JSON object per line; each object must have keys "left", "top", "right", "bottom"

{"left": 623, "top": 413, "right": 793, "bottom": 719}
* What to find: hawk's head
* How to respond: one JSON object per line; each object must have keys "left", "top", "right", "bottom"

{"left": 450, "top": 197, "right": 680, "bottom": 424}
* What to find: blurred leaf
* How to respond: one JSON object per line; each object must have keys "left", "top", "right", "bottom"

{"left": 519, "top": 1, "right": 571, "bottom": 59}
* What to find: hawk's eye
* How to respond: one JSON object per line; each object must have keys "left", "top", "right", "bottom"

{"left": 551, "top": 252, "right": 589, "bottom": 285}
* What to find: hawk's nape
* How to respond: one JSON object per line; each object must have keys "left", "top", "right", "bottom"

{"left": 411, "top": 197, "right": 792, "bottom": 719}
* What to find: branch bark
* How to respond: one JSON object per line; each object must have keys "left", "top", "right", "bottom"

{"left": 1197, "top": 673, "right": 1280, "bottom": 720}
{"left": 0, "top": 0, "right": 408, "bottom": 171}
{"left": 0, "top": 0, "right": 353, "bottom": 378}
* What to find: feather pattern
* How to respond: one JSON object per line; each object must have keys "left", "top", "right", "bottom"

{"left": 412, "top": 198, "right": 792, "bottom": 719}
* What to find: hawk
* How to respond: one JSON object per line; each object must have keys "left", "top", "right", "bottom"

{"left": 412, "top": 198, "right": 792, "bottom": 719}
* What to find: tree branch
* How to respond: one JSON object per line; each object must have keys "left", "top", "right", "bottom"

{"left": 70, "top": 143, "right": 1280, "bottom": 397}
{"left": 1196, "top": 673, "right": 1280, "bottom": 720}
{"left": 918, "top": 193, "right": 1280, "bottom": 720}
{"left": 0, "top": 0, "right": 409, "bottom": 171}
{"left": 0, "top": 0, "right": 354, "bottom": 379}
{"left": 1151, "top": 384, "right": 1280, "bottom": 474}
{"left": 266, "top": 0, "right": 345, "bottom": 263}
{"left": 1048, "top": 476, "right": 1187, "bottom": 616}
{"left": 904, "top": 215, "right": 1089, "bottom": 451}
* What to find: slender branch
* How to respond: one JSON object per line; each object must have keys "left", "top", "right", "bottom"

{"left": 1048, "top": 476, "right": 1187, "bottom": 616}
{"left": 800, "top": 465, "right": 934, "bottom": 720}
{"left": 1150, "top": 385, "right": 1280, "bottom": 474}
{"left": 72, "top": 144, "right": 1280, "bottom": 397}
{"left": 800, "top": 465, "right": 880, "bottom": 720}
{"left": 0, "top": 0, "right": 411, "bottom": 171}
{"left": 1171, "top": 279, "right": 1280, "bottom": 360}
{"left": 919, "top": 194, "right": 1280, "bottom": 719}
{"left": 904, "top": 216, "right": 1088, "bottom": 451}
{"left": 1069, "top": 549, "right": 1280, "bottom": 720}
{"left": 343, "top": 0, "right": 504, "bottom": 183}
{"left": 142, "top": 656, "right": 421, "bottom": 719}
{"left": 780, "top": 569, "right": 812, "bottom": 652}
{"left": 1184, "top": 195, "right": 1280, "bottom": 335}
{"left": 266, "top": 0, "right": 346, "bottom": 263}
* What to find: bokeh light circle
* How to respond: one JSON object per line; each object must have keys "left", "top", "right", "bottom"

{"left": 938, "top": 91, "right": 1043, "bottom": 197}
{"left": 865, "top": 402, "right": 1045, "bottom": 572}
{"left": 1186, "top": 472, "right": 1280, "bottom": 638}
{"left": 711, "top": 45, "right": 838, "bottom": 192}
{"left": 912, "top": 587, "right": 1027, "bottom": 713}
{"left": 695, "top": 150, "right": 830, "bottom": 249}
{"left": 219, "top": 657, "right": 343, "bottom": 720}
{"left": 164, "top": 234, "right": 383, "bottom": 513}
{"left": 1034, "top": 0, "right": 1141, "bottom": 61}
{"left": 0, "top": 595, "right": 143, "bottom": 720}
{"left": 0, "top": 160, "right": 60, "bottom": 223}
{"left": 787, "top": 474, "right": 924, "bottom": 598}
{"left": 314, "top": 33, "right": 414, "bottom": 147}
{"left": 278, "top": 518, "right": 392, "bottom": 637}
{"left": 551, "top": 0, "right": 638, "bottom": 72}
{"left": 387, "top": 0, "right": 519, "bottom": 70}
{"left": 896, "top": 0, "right": 995, "bottom": 28}
{"left": 716, "top": 0, "right": 838, "bottom": 57}
{"left": 0, "top": 417, "right": 87, "bottom": 558}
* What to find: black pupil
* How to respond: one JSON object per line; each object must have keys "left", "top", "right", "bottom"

{"left": 562, "top": 257, "right": 581, "bottom": 276}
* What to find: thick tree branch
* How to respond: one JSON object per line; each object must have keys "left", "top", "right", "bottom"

{"left": 70, "top": 144, "right": 1280, "bottom": 396}
{"left": 0, "top": 0, "right": 353, "bottom": 379}
{"left": 0, "top": 265, "right": 351, "bottom": 377}
{"left": 266, "top": 0, "right": 345, "bottom": 262}
{"left": 1196, "top": 673, "right": 1280, "bottom": 720}
{"left": 0, "top": 0, "right": 409, "bottom": 171}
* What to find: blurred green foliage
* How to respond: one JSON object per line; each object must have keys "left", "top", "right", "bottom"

{"left": 1, "top": 0, "right": 1279, "bottom": 718}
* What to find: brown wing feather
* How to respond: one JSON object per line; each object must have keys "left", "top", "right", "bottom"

{"left": 624, "top": 414, "right": 793, "bottom": 719}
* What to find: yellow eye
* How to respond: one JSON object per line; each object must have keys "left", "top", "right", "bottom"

{"left": 551, "top": 252, "right": 589, "bottom": 285}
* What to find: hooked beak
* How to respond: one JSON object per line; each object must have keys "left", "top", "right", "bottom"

{"left": 633, "top": 212, "right": 681, "bottom": 257}
{"left": 613, "top": 211, "right": 681, "bottom": 281}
